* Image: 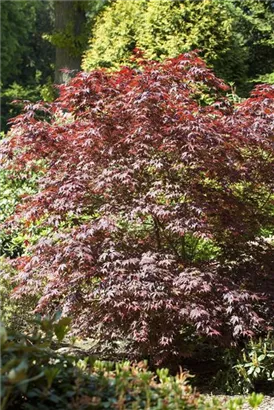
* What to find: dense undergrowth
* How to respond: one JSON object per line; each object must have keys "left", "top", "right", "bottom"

{"left": 0, "top": 315, "right": 265, "bottom": 410}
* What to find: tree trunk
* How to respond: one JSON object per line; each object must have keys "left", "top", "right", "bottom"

{"left": 54, "top": 1, "right": 86, "bottom": 84}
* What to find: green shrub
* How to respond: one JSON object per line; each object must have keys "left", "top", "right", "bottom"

{"left": 213, "top": 334, "right": 274, "bottom": 394}
{"left": 83, "top": 0, "right": 246, "bottom": 83}
{"left": 0, "top": 257, "right": 38, "bottom": 333}
{"left": 0, "top": 163, "right": 42, "bottom": 332}
{"left": 0, "top": 168, "right": 35, "bottom": 256}
{"left": 83, "top": 0, "right": 274, "bottom": 95}
{"left": 0, "top": 80, "right": 56, "bottom": 133}
{"left": 0, "top": 315, "right": 262, "bottom": 410}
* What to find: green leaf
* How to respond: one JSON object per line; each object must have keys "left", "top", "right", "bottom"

{"left": 0, "top": 324, "right": 8, "bottom": 347}
{"left": 54, "top": 317, "right": 71, "bottom": 342}
{"left": 258, "top": 354, "right": 266, "bottom": 361}
{"left": 247, "top": 366, "right": 255, "bottom": 375}
{"left": 8, "top": 359, "right": 29, "bottom": 384}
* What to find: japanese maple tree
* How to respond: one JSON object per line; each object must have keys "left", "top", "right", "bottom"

{"left": 1, "top": 52, "right": 274, "bottom": 364}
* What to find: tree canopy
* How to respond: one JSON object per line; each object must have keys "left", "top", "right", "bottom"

{"left": 2, "top": 52, "right": 274, "bottom": 364}
{"left": 1, "top": 0, "right": 54, "bottom": 88}
{"left": 83, "top": 0, "right": 274, "bottom": 95}
{"left": 1, "top": 0, "right": 36, "bottom": 87}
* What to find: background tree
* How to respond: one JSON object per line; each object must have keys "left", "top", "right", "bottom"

{"left": 52, "top": 1, "right": 110, "bottom": 84}
{"left": 83, "top": 0, "right": 274, "bottom": 95}
{"left": 53, "top": 1, "right": 87, "bottom": 84}
{"left": 0, "top": 0, "right": 55, "bottom": 131}
{"left": 1, "top": 0, "right": 35, "bottom": 87}
{"left": 0, "top": 0, "right": 54, "bottom": 88}
{"left": 234, "top": 0, "right": 274, "bottom": 86}
{"left": 0, "top": 0, "right": 109, "bottom": 130}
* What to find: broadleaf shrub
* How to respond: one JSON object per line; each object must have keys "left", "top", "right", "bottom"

{"left": 0, "top": 258, "right": 37, "bottom": 333}
{"left": 0, "top": 318, "right": 263, "bottom": 410}
{"left": 0, "top": 164, "right": 43, "bottom": 258}
{"left": 1, "top": 52, "right": 274, "bottom": 364}
{"left": 215, "top": 333, "right": 274, "bottom": 394}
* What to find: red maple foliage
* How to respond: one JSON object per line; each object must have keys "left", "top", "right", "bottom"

{"left": 1, "top": 52, "right": 274, "bottom": 363}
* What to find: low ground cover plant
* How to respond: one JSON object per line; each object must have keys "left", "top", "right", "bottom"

{"left": 1, "top": 52, "right": 274, "bottom": 365}
{"left": 0, "top": 316, "right": 264, "bottom": 410}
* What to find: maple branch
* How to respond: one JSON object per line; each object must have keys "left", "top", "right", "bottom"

{"left": 190, "top": 236, "right": 200, "bottom": 260}
{"left": 153, "top": 215, "right": 181, "bottom": 260}
{"left": 153, "top": 216, "right": 162, "bottom": 251}
{"left": 181, "top": 235, "right": 186, "bottom": 260}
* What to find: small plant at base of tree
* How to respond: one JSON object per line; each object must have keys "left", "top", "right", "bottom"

{"left": 0, "top": 317, "right": 265, "bottom": 410}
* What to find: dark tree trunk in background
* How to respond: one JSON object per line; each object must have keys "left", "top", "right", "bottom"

{"left": 54, "top": 1, "right": 86, "bottom": 84}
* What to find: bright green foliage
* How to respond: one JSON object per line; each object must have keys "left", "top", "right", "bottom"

{"left": 0, "top": 164, "right": 42, "bottom": 258}
{"left": 234, "top": 335, "right": 274, "bottom": 393}
{"left": 83, "top": 0, "right": 274, "bottom": 95}
{"left": 138, "top": 0, "right": 239, "bottom": 63}
{"left": 231, "top": 335, "right": 274, "bottom": 393}
{"left": 83, "top": 0, "right": 242, "bottom": 73}
{"left": 214, "top": 331, "right": 274, "bottom": 394}
{"left": 83, "top": 0, "right": 147, "bottom": 69}
{"left": 47, "top": 0, "right": 109, "bottom": 58}
{"left": 0, "top": 317, "right": 263, "bottom": 410}
{"left": 0, "top": 164, "right": 42, "bottom": 330}
{"left": 0, "top": 258, "right": 37, "bottom": 333}
{"left": 137, "top": 0, "right": 250, "bottom": 91}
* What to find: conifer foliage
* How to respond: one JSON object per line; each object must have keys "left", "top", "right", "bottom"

{"left": 1, "top": 52, "right": 274, "bottom": 363}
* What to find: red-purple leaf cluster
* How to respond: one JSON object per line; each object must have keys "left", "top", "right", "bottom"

{"left": 1, "top": 52, "right": 274, "bottom": 363}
